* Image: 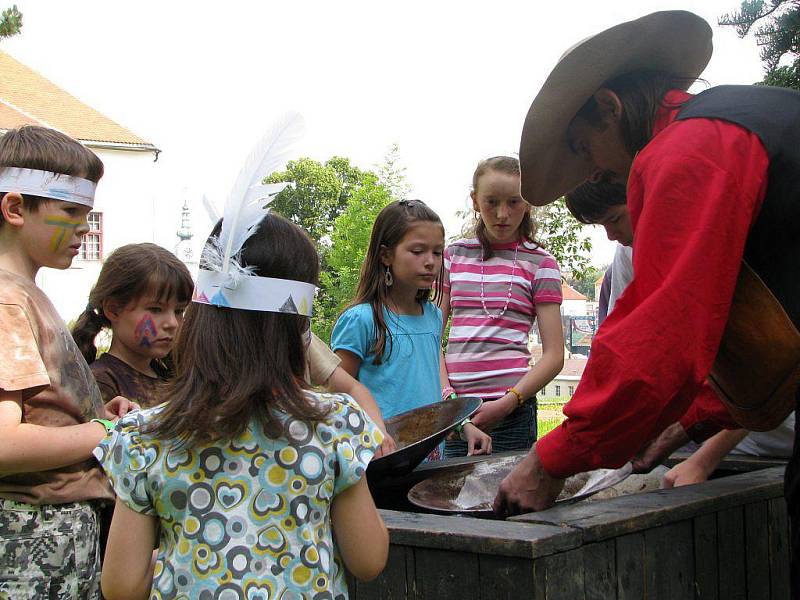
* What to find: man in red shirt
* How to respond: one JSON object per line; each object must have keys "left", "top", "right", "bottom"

{"left": 493, "top": 10, "right": 799, "bottom": 593}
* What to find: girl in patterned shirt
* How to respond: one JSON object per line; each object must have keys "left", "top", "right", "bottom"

{"left": 94, "top": 214, "right": 388, "bottom": 599}
{"left": 440, "top": 156, "right": 565, "bottom": 457}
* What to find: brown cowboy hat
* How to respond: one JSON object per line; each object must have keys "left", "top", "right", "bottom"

{"left": 519, "top": 10, "right": 713, "bottom": 206}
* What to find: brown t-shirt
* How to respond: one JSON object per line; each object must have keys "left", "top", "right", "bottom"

{"left": 0, "top": 269, "right": 113, "bottom": 505}
{"left": 90, "top": 352, "right": 165, "bottom": 409}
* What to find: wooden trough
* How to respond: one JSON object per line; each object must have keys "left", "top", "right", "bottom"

{"left": 350, "top": 452, "right": 791, "bottom": 599}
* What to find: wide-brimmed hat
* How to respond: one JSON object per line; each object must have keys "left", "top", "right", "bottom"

{"left": 519, "top": 10, "right": 713, "bottom": 206}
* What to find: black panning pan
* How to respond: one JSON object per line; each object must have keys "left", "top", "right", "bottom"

{"left": 367, "top": 397, "right": 482, "bottom": 482}
{"left": 407, "top": 453, "right": 636, "bottom": 515}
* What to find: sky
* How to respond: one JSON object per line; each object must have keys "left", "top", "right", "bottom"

{"left": 4, "top": 0, "right": 766, "bottom": 267}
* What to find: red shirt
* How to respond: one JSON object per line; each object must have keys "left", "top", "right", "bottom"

{"left": 537, "top": 90, "right": 770, "bottom": 478}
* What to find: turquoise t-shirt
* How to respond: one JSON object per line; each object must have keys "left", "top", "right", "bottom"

{"left": 331, "top": 301, "right": 443, "bottom": 419}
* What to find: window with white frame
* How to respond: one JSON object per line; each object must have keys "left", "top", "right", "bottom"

{"left": 79, "top": 212, "right": 103, "bottom": 261}
{"left": 555, "top": 385, "right": 561, "bottom": 396}
{"left": 569, "top": 386, "right": 575, "bottom": 396}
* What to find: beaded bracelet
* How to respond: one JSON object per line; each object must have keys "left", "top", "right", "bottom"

{"left": 506, "top": 387, "right": 525, "bottom": 407}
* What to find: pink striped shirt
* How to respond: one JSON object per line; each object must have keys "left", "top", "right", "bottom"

{"left": 443, "top": 238, "right": 562, "bottom": 399}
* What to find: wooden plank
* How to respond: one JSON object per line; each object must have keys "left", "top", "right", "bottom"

{"left": 643, "top": 521, "right": 694, "bottom": 600}
{"left": 583, "top": 540, "right": 615, "bottom": 600}
{"left": 615, "top": 532, "right": 644, "bottom": 600}
{"left": 381, "top": 509, "right": 582, "bottom": 559}
{"left": 413, "top": 548, "right": 479, "bottom": 600}
{"left": 767, "top": 497, "right": 790, "bottom": 600}
{"left": 478, "top": 555, "right": 535, "bottom": 599}
{"left": 664, "top": 452, "right": 788, "bottom": 473}
{"left": 744, "top": 502, "right": 770, "bottom": 600}
{"left": 533, "top": 548, "right": 584, "bottom": 600}
{"left": 352, "top": 544, "right": 410, "bottom": 600}
{"left": 693, "top": 512, "right": 719, "bottom": 600}
{"left": 512, "top": 467, "right": 785, "bottom": 543}
{"left": 717, "top": 506, "right": 747, "bottom": 600}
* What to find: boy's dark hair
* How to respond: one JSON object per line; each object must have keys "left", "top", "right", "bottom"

{"left": 71, "top": 243, "right": 194, "bottom": 368}
{"left": 572, "top": 70, "right": 697, "bottom": 157}
{"left": 565, "top": 180, "right": 628, "bottom": 224}
{"left": 471, "top": 156, "right": 539, "bottom": 259}
{"left": 149, "top": 213, "right": 327, "bottom": 446}
{"left": 0, "top": 126, "right": 104, "bottom": 223}
{"left": 346, "top": 199, "right": 444, "bottom": 365}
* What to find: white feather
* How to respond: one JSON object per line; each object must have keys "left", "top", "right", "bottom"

{"left": 219, "top": 112, "right": 305, "bottom": 273}
{"left": 201, "top": 194, "right": 220, "bottom": 224}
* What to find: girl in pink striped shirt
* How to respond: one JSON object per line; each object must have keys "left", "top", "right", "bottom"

{"left": 440, "top": 157, "right": 564, "bottom": 457}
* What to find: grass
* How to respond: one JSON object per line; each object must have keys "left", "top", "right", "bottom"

{"left": 536, "top": 398, "right": 568, "bottom": 438}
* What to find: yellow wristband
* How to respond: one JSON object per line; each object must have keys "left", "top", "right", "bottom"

{"left": 506, "top": 387, "right": 525, "bottom": 407}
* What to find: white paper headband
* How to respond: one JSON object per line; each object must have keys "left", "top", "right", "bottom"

{"left": 0, "top": 167, "right": 96, "bottom": 208}
{"left": 193, "top": 268, "right": 316, "bottom": 316}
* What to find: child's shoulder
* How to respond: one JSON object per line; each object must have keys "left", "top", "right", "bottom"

{"left": 305, "top": 389, "right": 376, "bottom": 432}
{"left": 336, "top": 302, "right": 374, "bottom": 325}
{"left": 0, "top": 268, "right": 51, "bottom": 313}
{"left": 446, "top": 237, "right": 481, "bottom": 254}
{"left": 519, "top": 240, "right": 560, "bottom": 267}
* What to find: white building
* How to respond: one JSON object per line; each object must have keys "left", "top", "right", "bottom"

{"left": 1, "top": 50, "right": 178, "bottom": 322}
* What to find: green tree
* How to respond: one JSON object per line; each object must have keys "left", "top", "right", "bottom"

{"left": 377, "top": 143, "right": 412, "bottom": 201}
{"left": 266, "top": 156, "right": 366, "bottom": 243}
{"left": 0, "top": 5, "right": 22, "bottom": 39}
{"left": 568, "top": 264, "right": 605, "bottom": 301}
{"left": 720, "top": 0, "right": 800, "bottom": 90}
{"left": 267, "top": 154, "right": 404, "bottom": 341}
{"left": 316, "top": 175, "right": 393, "bottom": 341}
{"left": 534, "top": 198, "right": 593, "bottom": 279}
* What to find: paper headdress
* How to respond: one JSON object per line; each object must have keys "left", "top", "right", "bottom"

{"left": 0, "top": 167, "right": 97, "bottom": 207}
{"left": 192, "top": 112, "right": 316, "bottom": 315}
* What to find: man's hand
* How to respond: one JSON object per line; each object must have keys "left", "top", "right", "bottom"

{"left": 104, "top": 396, "right": 139, "bottom": 421}
{"left": 631, "top": 422, "right": 689, "bottom": 473}
{"left": 493, "top": 446, "right": 564, "bottom": 517}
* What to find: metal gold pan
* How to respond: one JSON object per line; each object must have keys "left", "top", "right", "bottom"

{"left": 367, "top": 397, "right": 482, "bottom": 483}
{"left": 407, "top": 454, "right": 637, "bottom": 515}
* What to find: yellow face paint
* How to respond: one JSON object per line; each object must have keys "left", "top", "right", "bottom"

{"left": 45, "top": 216, "right": 83, "bottom": 251}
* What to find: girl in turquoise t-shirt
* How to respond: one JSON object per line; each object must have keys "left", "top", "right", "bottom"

{"left": 94, "top": 214, "right": 388, "bottom": 599}
{"left": 331, "top": 200, "right": 491, "bottom": 456}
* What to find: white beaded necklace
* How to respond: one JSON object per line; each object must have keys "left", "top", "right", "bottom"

{"left": 480, "top": 241, "right": 519, "bottom": 319}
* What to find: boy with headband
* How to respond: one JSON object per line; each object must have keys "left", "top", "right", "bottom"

{"left": 0, "top": 126, "right": 133, "bottom": 598}
{"left": 494, "top": 11, "right": 800, "bottom": 593}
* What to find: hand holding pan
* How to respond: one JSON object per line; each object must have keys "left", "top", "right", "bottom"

{"left": 367, "top": 397, "right": 482, "bottom": 483}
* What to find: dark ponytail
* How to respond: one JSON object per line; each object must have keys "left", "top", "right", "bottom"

{"left": 72, "top": 305, "right": 110, "bottom": 364}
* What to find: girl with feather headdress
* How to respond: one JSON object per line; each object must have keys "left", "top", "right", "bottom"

{"left": 94, "top": 115, "right": 389, "bottom": 599}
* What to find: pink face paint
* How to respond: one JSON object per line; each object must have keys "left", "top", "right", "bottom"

{"left": 134, "top": 314, "right": 158, "bottom": 348}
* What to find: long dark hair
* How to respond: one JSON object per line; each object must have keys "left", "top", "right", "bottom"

{"left": 149, "top": 213, "right": 327, "bottom": 446}
{"left": 71, "top": 243, "right": 194, "bottom": 372}
{"left": 573, "top": 70, "right": 698, "bottom": 156}
{"left": 471, "top": 156, "right": 538, "bottom": 260}
{"left": 346, "top": 199, "right": 444, "bottom": 365}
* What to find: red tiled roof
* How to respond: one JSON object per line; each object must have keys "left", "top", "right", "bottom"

{"left": 561, "top": 282, "right": 588, "bottom": 301}
{"left": 560, "top": 357, "right": 587, "bottom": 378}
{"left": 0, "top": 50, "right": 156, "bottom": 149}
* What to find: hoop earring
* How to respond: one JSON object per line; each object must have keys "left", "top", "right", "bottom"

{"left": 384, "top": 266, "right": 393, "bottom": 287}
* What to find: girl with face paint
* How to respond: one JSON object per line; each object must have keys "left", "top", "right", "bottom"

{"left": 72, "top": 243, "right": 194, "bottom": 409}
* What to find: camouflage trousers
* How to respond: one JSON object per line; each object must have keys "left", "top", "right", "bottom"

{"left": 0, "top": 499, "right": 101, "bottom": 600}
